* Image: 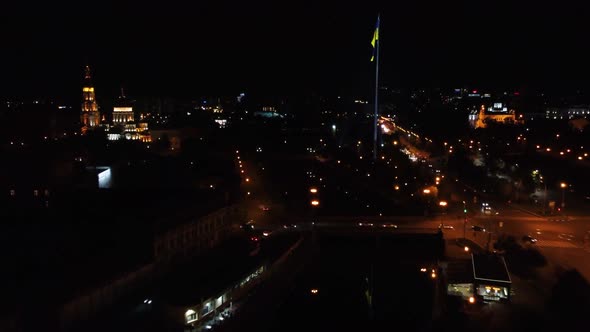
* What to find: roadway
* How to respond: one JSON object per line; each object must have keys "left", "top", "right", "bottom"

{"left": 371, "top": 116, "right": 590, "bottom": 280}
{"left": 237, "top": 124, "right": 590, "bottom": 282}
{"left": 447, "top": 175, "right": 590, "bottom": 280}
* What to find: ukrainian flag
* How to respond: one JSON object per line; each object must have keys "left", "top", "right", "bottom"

{"left": 370, "top": 15, "right": 380, "bottom": 62}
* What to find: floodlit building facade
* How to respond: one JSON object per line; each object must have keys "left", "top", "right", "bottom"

{"left": 80, "top": 66, "right": 101, "bottom": 131}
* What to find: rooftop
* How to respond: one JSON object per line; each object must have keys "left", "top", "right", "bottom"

{"left": 471, "top": 253, "right": 511, "bottom": 284}
{"left": 160, "top": 231, "right": 300, "bottom": 306}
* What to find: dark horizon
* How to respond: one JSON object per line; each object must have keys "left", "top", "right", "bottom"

{"left": 1, "top": 1, "right": 589, "bottom": 102}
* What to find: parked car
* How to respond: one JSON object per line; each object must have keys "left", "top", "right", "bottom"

{"left": 522, "top": 235, "right": 538, "bottom": 244}
{"left": 439, "top": 224, "right": 454, "bottom": 230}
{"left": 471, "top": 225, "right": 486, "bottom": 232}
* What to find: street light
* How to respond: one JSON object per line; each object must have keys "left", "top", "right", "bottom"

{"left": 439, "top": 201, "right": 448, "bottom": 228}
{"left": 311, "top": 200, "right": 320, "bottom": 206}
{"left": 310, "top": 188, "right": 318, "bottom": 194}
{"left": 560, "top": 182, "right": 567, "bottom": 209}
{"left": 423, "top": 189, "right": 431, "bottom": 194}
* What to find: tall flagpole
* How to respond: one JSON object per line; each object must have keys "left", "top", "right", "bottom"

{"left": 373, "top": 15, "right": 380, "bottom": 161}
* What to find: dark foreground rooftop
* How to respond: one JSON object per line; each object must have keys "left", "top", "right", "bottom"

{"left": 472, "top": 253, "right": 511, "bottom": 284}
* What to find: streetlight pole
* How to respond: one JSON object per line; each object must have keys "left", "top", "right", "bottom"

{"left": 560, "top": 182, "right": 567, "bottom": 210}
{"left": 310, "top": 187, "right": 320, "bottom": 228}
{"left": 462, "top": 201, "right": 467, "bottom": 239}
{"left": 543, "top": 181, "right": 547, "bottom": 215}
{"left": 439, "top": 201, "right": 447, "bottom": 229}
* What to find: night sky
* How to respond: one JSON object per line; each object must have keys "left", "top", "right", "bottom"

{"left": 1, "top": 1, "right": 589, "bottom": 102}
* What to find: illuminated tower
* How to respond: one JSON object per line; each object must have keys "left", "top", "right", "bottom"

{"left": 112, "top": 88, "right": 134, "bottom": 124}
{"left": 81, "top": 65, "right": 100, "bottom": 130}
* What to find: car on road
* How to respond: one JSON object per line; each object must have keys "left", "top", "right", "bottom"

{"left": 439, "top": 224, "right": 454, "bottom": 230}
{"left": 558, "top": 233, "right": 575, "bottom": 241}
{"left": 548, "top": 216, "right": 569, "bottom": 222}
{"left": 471, "top": 225, "right": 486, "bottom": 232}
{"left": 240, "top": 221, "right": 255, "bottom": 231}
{"left": 358, "top": 222, "right": 374, "bottom": 227}
{"left": 522, "top": 235, "right": 538, "bottom": 244}
{"left": 381, "top": 223, "right": 398, "bottom": 228}
{"left": 261, "top": 206, "right": 271, "bottom": 211}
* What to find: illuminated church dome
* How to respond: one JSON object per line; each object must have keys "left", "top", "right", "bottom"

{"left": 112, "top": 88, "right": 134, "bottom": 124}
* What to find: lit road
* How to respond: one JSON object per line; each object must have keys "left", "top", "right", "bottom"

{"left": 366, "top": 119, "right": 590, "bottom": 281}
{"left": 278, "top": 210, "right": 590, "bottom": 282}
{"left": 237, "top": 121, "right": 590, "bottom": 282}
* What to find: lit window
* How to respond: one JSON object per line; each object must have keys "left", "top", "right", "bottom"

{"left": 185, "top": 309, "right": 198, "bottom": 323}
{"left": 33, "top": 190, "right": 39, "bottom": 197}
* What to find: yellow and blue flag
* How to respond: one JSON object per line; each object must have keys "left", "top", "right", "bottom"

{"left": 370, "top": 15, "right": 380, "bottom": 62}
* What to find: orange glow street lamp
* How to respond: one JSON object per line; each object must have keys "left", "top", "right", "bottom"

{"left": 310, "top": 188, "right": 318, "bottom": 194}
{"left": 311, "top": 200, "right": 320, "bottom": 206}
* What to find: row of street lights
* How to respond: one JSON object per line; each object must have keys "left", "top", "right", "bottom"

{"left": 310, "top": 187, "right": 320, "bottom": 206}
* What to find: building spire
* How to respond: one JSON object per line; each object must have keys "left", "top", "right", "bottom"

{"left": 84, "top": 65, "right": 93, "bottom": 86}
{"left": 81, "top": 65, "right": 100, "bottom": 130}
